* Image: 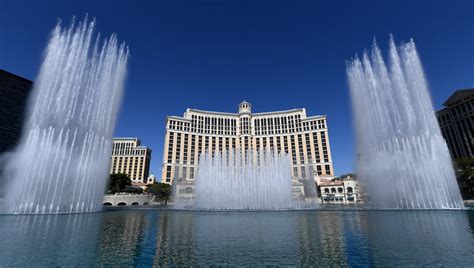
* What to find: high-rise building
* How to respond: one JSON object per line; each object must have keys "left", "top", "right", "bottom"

{"left": 0, "top": 69, "right": 33, "bottom": 154}
{"left": 161, "top": 101, "right": 334, "bottom": 184}
{"left": 110, "top": 137, "right": 152, "bottom": 183}
{"left": 436, "top": 89, "right": 474, "bottom": 160}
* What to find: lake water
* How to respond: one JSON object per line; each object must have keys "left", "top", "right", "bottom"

{"left": 0, "top": 209, "right": 473, "bottom": 266}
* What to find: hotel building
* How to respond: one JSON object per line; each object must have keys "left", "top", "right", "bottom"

{"left": 437, "top": 88, "right": 474, "bottom": 160}
{"left": 0, "top": 69, "right": 32, "bottom": 154}
{"left": 161, "top": 101, "right": 334, "bottom": 184}
{"left": 110, "top": 137, "right": 152, "bottom": 183}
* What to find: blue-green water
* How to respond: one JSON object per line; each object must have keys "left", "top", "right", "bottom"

{"left": 0, "top": 209, "right": 473, "bottom": 266}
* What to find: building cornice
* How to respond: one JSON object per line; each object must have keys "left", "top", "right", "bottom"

{"left": 168, "top": 108, "right": 317, "bottom": 119}
{"left": 186, "top": 108, "right": 237, "bottom": 116}
{"left": 252, "top": 108, "right": 305, "bottom": 116}
{"left": 166, "top": 107, "right": 327, "bottom": 122}
{"left": 166, "top": 115, "right": 191, "bottom": 122}
{"left": 302, "top": 115, "right": 326, "bottom": 121}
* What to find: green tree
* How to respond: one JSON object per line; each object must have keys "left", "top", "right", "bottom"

{"left": 146, "top": 182, "right": 171, "bottom": 205}
{"left": 107, "top": 173, "right": 131, "bottom": 194}
{"left": 454, "top": 158, "right": 474, "bottom": 199}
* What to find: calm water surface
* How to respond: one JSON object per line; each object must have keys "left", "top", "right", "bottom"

{"left": 0, "top": 209, "right": 473, "bottom": 266}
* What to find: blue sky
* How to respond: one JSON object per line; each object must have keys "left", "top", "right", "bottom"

{"left": 1, "top": 0, "right": 473, "bottom": 176}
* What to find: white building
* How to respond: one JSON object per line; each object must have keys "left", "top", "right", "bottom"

{"left": 319, "top": 176, "right": 359, "bottom": 203}
{"left": 110, "top": 137, "right": 152, "bottom": 184}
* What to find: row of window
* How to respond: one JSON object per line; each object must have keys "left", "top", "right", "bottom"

{"left": 112, "top": 141, "right": 148, "bottom": 156}
{"left": 165, "top": 131, "right": 330, "bottom": 166}
{"left": 440, "top": 117, "right": 474, "bottom": 159}
{"left": 322, "top": 186, "right": 354, "bottom": 194}
{"left": 111, "top": 156, "right": 147, "bottom": 180}
{"left": 165, "top": 163, "right": 332, "bottom": 182}
{"left": 167, "top": 114, "right": 327, "bottom": 136}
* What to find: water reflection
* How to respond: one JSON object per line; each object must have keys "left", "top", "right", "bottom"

{"left": 0, "top": 209, "right": 473, "bottom": 266}
{"left": 98, "top": 211, "right": 149, "bottom": 266}
{"left": 365, "top": 211, "right": 474, "bottom": 266}
{"left": 0, "top": 213, "right": 101, "bottom": 266}
{"left": 154, "top": 211, "right": 197, "bottom": 266}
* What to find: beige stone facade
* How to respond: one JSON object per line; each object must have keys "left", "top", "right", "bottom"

{"left": 110, "top": 137, "right": 152, "bottom": 183}
{"left": 161, "top": 101, "right": 334, "bottom": 184}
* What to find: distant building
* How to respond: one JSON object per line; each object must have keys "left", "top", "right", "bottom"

{"left": 110, "top": 138, "right": 152, "bottom": 184}
{"left": 161, "top": 101, "right": 334, "bottom": 184}
{"left": 318, "top": 176, "right": 360, "bottom": 203}
{"left": 0, "top": 69, "right": 33, "bottom": 154}
{"left": 436, "top": 89, "right": 474, "bottom": 160}
{"left": 132, "top": 174, "right": 158, "bottom": 190}
{"left": 146, "top": 174, "right": 156, "bottom": 185}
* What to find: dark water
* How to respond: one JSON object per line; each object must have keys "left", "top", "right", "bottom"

{"left": 0, "top": 209, "right": 473, "bottom": 266}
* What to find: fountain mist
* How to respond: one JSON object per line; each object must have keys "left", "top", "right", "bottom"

{"left": 346, "top": 36, "right": 463, "bottom": 209}
{"left": 1, "top": 17, "right": 129, "bottom": 214}
{"left": 174, "top": 149, "right": 316, "bottom": 210}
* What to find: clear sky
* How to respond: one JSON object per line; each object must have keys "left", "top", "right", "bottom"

{"left": 0, "top": 0, "right": 473, "bottom": 176}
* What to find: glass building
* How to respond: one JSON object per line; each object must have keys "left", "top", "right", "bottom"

{"left": 0, "top": 69, "right": 32, "bottom": 154}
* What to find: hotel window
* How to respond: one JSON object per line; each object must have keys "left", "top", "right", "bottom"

{"left": 225, "top": 137, "right": 229, "bottom": 151}
{"left": 166, "top": 166, "right": 172, "bottom": 178}
{"left": 325, "top": 165, "right": 331, "bottom": 175}
{"left": 316, "top": 165, "right": 322, "bottom": 175}
{"left": 312, "top": 132, "right": 321, "bottom": 163}
{"left": 291, "top": 136, "right": 297, "bottom": 165}
{"left": 293, "top": 167, "right": 298, "bottom": 177}
{"left": 211, "top": 137, "right": 216, "bottom": 157}
{"left": 197, "top": 135, "right": 202, "bottom": 154}
{"left": 298, "top": 134, "right": 304, "bottom": 164}
{"left": 255, "top": 119, "right": 260, "bottom": 135}
{"left": 183, "top": 134, "right": 188, "bottom": 164}
{"left": 175, "top": 133, "right": 181, "bottom": 163}
{"left": 190, "top": 135, "right": 196, "bottom": 164}
{"left": 305, "top": 133, "right": 312, "bottom": 162}
{"left": 321, "top": 132, "right": 329, "bottom": 162}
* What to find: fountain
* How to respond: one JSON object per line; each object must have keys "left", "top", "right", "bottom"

{"left": 0, "top": 17, "right": 129, "bottom": 214}
{"left": 346, "top": 36, "right": 463, "bottom": 209}
{"left": 174, "top": 149, "right": 316, "bottom": 210}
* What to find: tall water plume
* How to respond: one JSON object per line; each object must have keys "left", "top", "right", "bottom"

{"left": 1, "top": 17, "right": 129, "bottom": 214}
{"left": 174, "top": 149, "right": 316, "bottom": 210}
{"left": 346, "top": 36, "right": 463, "bottom": 209}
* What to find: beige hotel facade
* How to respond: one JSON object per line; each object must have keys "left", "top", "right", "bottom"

{"left": 110, "top": 137, "right": 152, "bottom": 184}
{"left": 161, "top": 101, "right": 334, "bottom": 184}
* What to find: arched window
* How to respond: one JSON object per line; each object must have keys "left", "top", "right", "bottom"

{"left": 347, "top": 187, "right": 353, "bottom": 193}
{"left": 324, "top": 188, "right": 329, "bottom": 193}
{"left": 338, "top": 187, "right": 343, "bottom": 193}
{"left": 331, "top": 188, "right": 336, "bottom": 193}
